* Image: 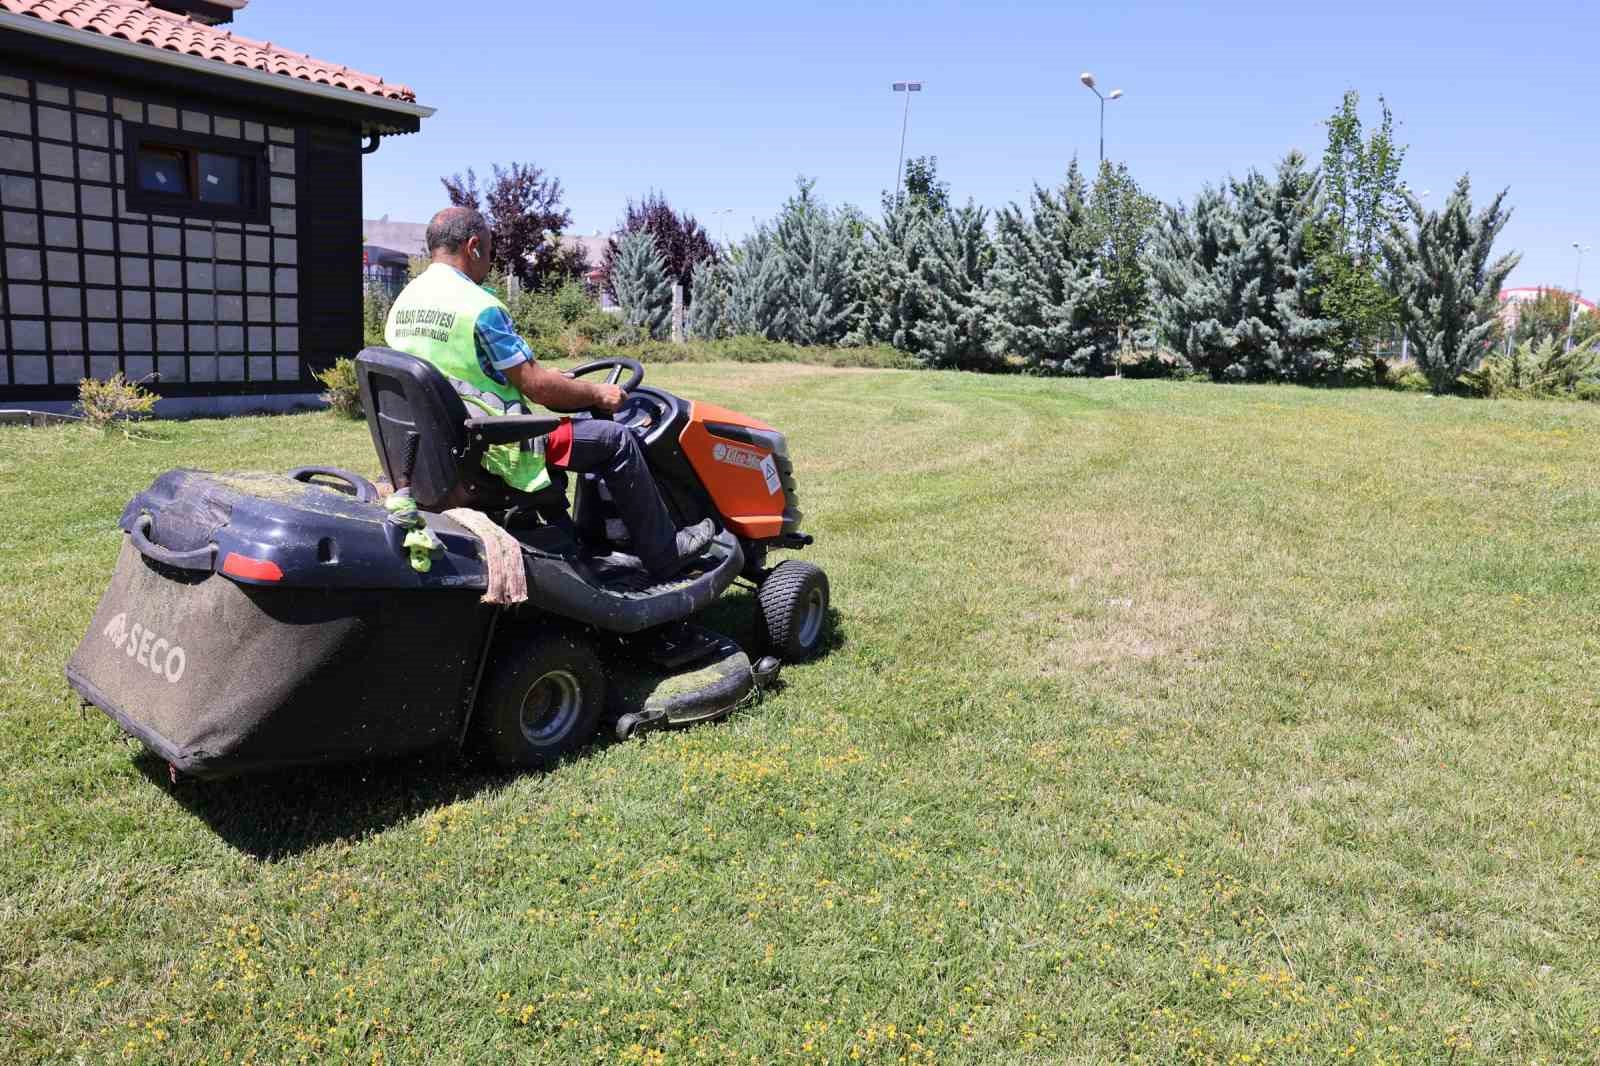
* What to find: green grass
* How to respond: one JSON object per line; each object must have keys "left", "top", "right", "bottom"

{"left": 3, "top": 365, "right": 1599, "bottom": 1064}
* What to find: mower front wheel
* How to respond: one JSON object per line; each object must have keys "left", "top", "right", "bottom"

{"left": 474, "top": 628, "right": 606, "bottom": 770}
{"left": 757, "top": 561, "right": 830, "bottom": 662}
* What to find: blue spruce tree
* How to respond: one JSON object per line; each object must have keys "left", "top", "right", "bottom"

{"left": 1382, "top": 176, "right": 1519, "bottom": 393}
{"left": 723, "top": 228, "right": 789, "bottom": 339}
{"left": 688, "top": 256, "right": 728, "bottom": 340}
{"left": 772, "top": 178, "right": 861, "bottom": 345}
{"left": 852, "top": 198, "right": 993, "bottom": 368}
{"left": 982, "top": 160, "right": 1112, "bottom": 373}
{"left": 1146, "top": 151, "right": 1332, "bottom": 380}
{"left": 609, "top": 230, "right": 672, "bottom": 340}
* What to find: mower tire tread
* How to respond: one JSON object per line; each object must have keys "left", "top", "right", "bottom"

{"left": 756, "top": 560, "right": 829, "bottom": 662}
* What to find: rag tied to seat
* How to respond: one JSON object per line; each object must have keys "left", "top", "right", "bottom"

{"left": 442, "top": 508, "right": 529, "bottom": 606}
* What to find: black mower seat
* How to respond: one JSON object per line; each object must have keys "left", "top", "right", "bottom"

{"left": 354, "top": 346, "right": 570, "bottom": 521}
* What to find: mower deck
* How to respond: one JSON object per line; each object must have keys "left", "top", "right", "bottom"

{"left": 601, "top": 627, "right": 758, "bottom": 739}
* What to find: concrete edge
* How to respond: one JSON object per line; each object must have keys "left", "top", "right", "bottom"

{"left": 3, "top": 393, "right": 328, "bottom": 421}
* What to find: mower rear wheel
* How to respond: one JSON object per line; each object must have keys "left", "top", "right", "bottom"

{"left": 475, "top": 628, "right": 606, "bottom": 770}
{"left": 757, "top": 561, "right": 830, "bottom": 662}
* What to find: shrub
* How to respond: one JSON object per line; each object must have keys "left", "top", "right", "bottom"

{"left": 1114, "top": 347, "right": 1192, "bottom": 379}
{"left": 509, "top": 280, "right": 622, "bottom": 353}
{"left": 572, "top": 335, "right": 912, "bottom": 370}
{"left": 76, "top": 373, "right": 156, "bottom": 430}
{"left": 362, "top": 283, "right": 392, "bottom": 348}
{"left": 1378, "top": 362, "right": 1430, "bottom": 392}
{"left": 315, "top": 358, "right": 364, "bottom": 418}
{"left": 1461, "top": 337, "right": 1599, "bottom": 399}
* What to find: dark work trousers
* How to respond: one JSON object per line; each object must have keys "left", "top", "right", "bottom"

{"left": 550, "top": 417, "right": 678, "bottom": 572}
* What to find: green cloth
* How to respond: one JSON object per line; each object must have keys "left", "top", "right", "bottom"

{"left": 385, "top": 493, "right": 440, "bottom": 573}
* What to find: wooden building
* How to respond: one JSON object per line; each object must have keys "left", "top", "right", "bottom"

{"left": 0, "top": 0, "right": 432, "bottom": 412}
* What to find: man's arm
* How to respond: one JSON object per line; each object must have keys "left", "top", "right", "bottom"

{"left": 507, "top": 362, "right": 623, "bottom": 414}
{"left": 474, "top": 304, "right": 623, "bottom": 413}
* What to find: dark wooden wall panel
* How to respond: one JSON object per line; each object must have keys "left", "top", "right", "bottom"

{"left": 296, "top": 124, "right": 363, "bottom": 376}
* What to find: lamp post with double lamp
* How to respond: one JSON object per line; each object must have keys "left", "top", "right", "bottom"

{"left": 710, "top": 208, "right": 734, "bottom": 246}
{"left": 1078, "top": 72, "right": 1123, "bottom": 165}
{"left": 891, "top": 80, "right": 923, "bottom": 206}
{"left": 1570, "top": 242, "right": 1591, "bottom": 353}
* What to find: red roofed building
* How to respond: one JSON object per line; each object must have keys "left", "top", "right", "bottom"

{"left": 0, "top": 0, "right": 434, "bottom": 411}
{"left": 1497, "top": 286, "right": 1596, "bottom": 333}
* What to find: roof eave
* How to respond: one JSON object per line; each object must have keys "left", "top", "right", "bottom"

{"left": 0, "top": 10, "right": 434, "bottom": 130}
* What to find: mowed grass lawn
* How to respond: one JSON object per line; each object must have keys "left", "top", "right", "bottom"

{"left": 3, "top": 364, "right": 1599, "bottom": 1065}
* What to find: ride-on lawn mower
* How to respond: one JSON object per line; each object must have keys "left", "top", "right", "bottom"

{"left": 65, "top": 351, "right": 830, "bottom": 778}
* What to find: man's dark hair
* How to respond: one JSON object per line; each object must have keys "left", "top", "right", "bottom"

{"left": 426, "top": 206, "right": 489, "bottom": 255}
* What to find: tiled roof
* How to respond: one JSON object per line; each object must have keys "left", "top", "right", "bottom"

{"left": 0, "top": 0, "right": 417, "bottom": 102}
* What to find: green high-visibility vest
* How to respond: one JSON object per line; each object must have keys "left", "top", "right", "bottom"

{"left": 384, "top": 263, "right": 551, "bottom": 493}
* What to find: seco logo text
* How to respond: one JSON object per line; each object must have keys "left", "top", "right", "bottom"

{"left": 102, "top": 612, "right": 187, "bottom": 684}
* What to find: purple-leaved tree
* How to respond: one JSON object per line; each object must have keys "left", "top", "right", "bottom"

{"left": 441, "top": 163, "right": 586, "bottom": 290}
{"left": 602, "top": 191, "right": 717, "bottom": 303}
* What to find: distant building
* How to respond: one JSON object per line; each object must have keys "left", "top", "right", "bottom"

{"left": 362, "top": 215, "right": 426, "bottom": 297}
{"left": 1497, "top": 286, "right": 1595, "bottom": 332}
{"left": 563, "top": 232, "right": 611, "bottom": 293}
{"left": 361, "top": 216, "right": 613, "bottom": 301}
{"left": 0, "top": 0, "right": 433, "bottom": 412}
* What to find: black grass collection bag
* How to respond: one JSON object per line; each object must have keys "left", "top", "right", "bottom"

{"left": 66, "top": 470, "right": 492, "bottom": 778}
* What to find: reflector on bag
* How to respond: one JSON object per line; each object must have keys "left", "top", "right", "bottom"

{"left": 221, "top": 552, "right": 284, "bottom": 582}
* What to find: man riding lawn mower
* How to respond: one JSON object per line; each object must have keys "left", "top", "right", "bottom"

{"left": 64, "top": 207, "right": 831, "bottom": 780}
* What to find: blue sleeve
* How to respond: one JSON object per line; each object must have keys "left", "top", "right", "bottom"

{"left": 473, "top": 305, "right": 536, "bottom": 382}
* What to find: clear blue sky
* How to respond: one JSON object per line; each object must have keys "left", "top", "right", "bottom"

{"left": 245, "top": 0, "right": 1592, "bottom": 290}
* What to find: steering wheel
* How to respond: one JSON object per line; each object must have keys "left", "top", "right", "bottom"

{"left": 566, "top": 356, "right": 644, "bottom": 394}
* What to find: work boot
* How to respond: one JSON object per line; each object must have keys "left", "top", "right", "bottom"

{"left": 651, "top": 519, "right": 715, "bottom": 579}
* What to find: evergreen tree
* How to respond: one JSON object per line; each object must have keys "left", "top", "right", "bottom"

{"left": 687, "top": 256, "right": 729, "bottom": 340}
{"left": 609, "top": 230, "right": 672, "bottom": 339}
{"left": 773, "top": 179, "right": 860, "bottom": 345}
{"left": 1383, "top": 176, "right": 1520, "bottom": 393}
{"left": 723, "top": 228, "right": 789, "bottom": 339}
{"left": 983, "top": 160, "right": 1113, "bottom": 373}
{"left": 916, "top": 203, "right": 994, "bottom": 365}
{"left": 1146, "top": 152, "right": 1333, "bottom": 380}
{"left": 854, "top": 199, "right": 993, "bottom": 368}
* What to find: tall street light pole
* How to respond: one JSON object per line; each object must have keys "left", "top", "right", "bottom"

{"left": 1569, "top": 242, "right": 1591, "bottom": 352}
{"left": 892, "top": 81, "right": 922, "bottom": 205}
{"left": 1078, "top": 72, "right": 1123, "bottom": 166}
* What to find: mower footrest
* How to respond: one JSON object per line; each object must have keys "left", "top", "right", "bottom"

{"left": 515, "top": 531, "right": 744, "bottom": 635}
